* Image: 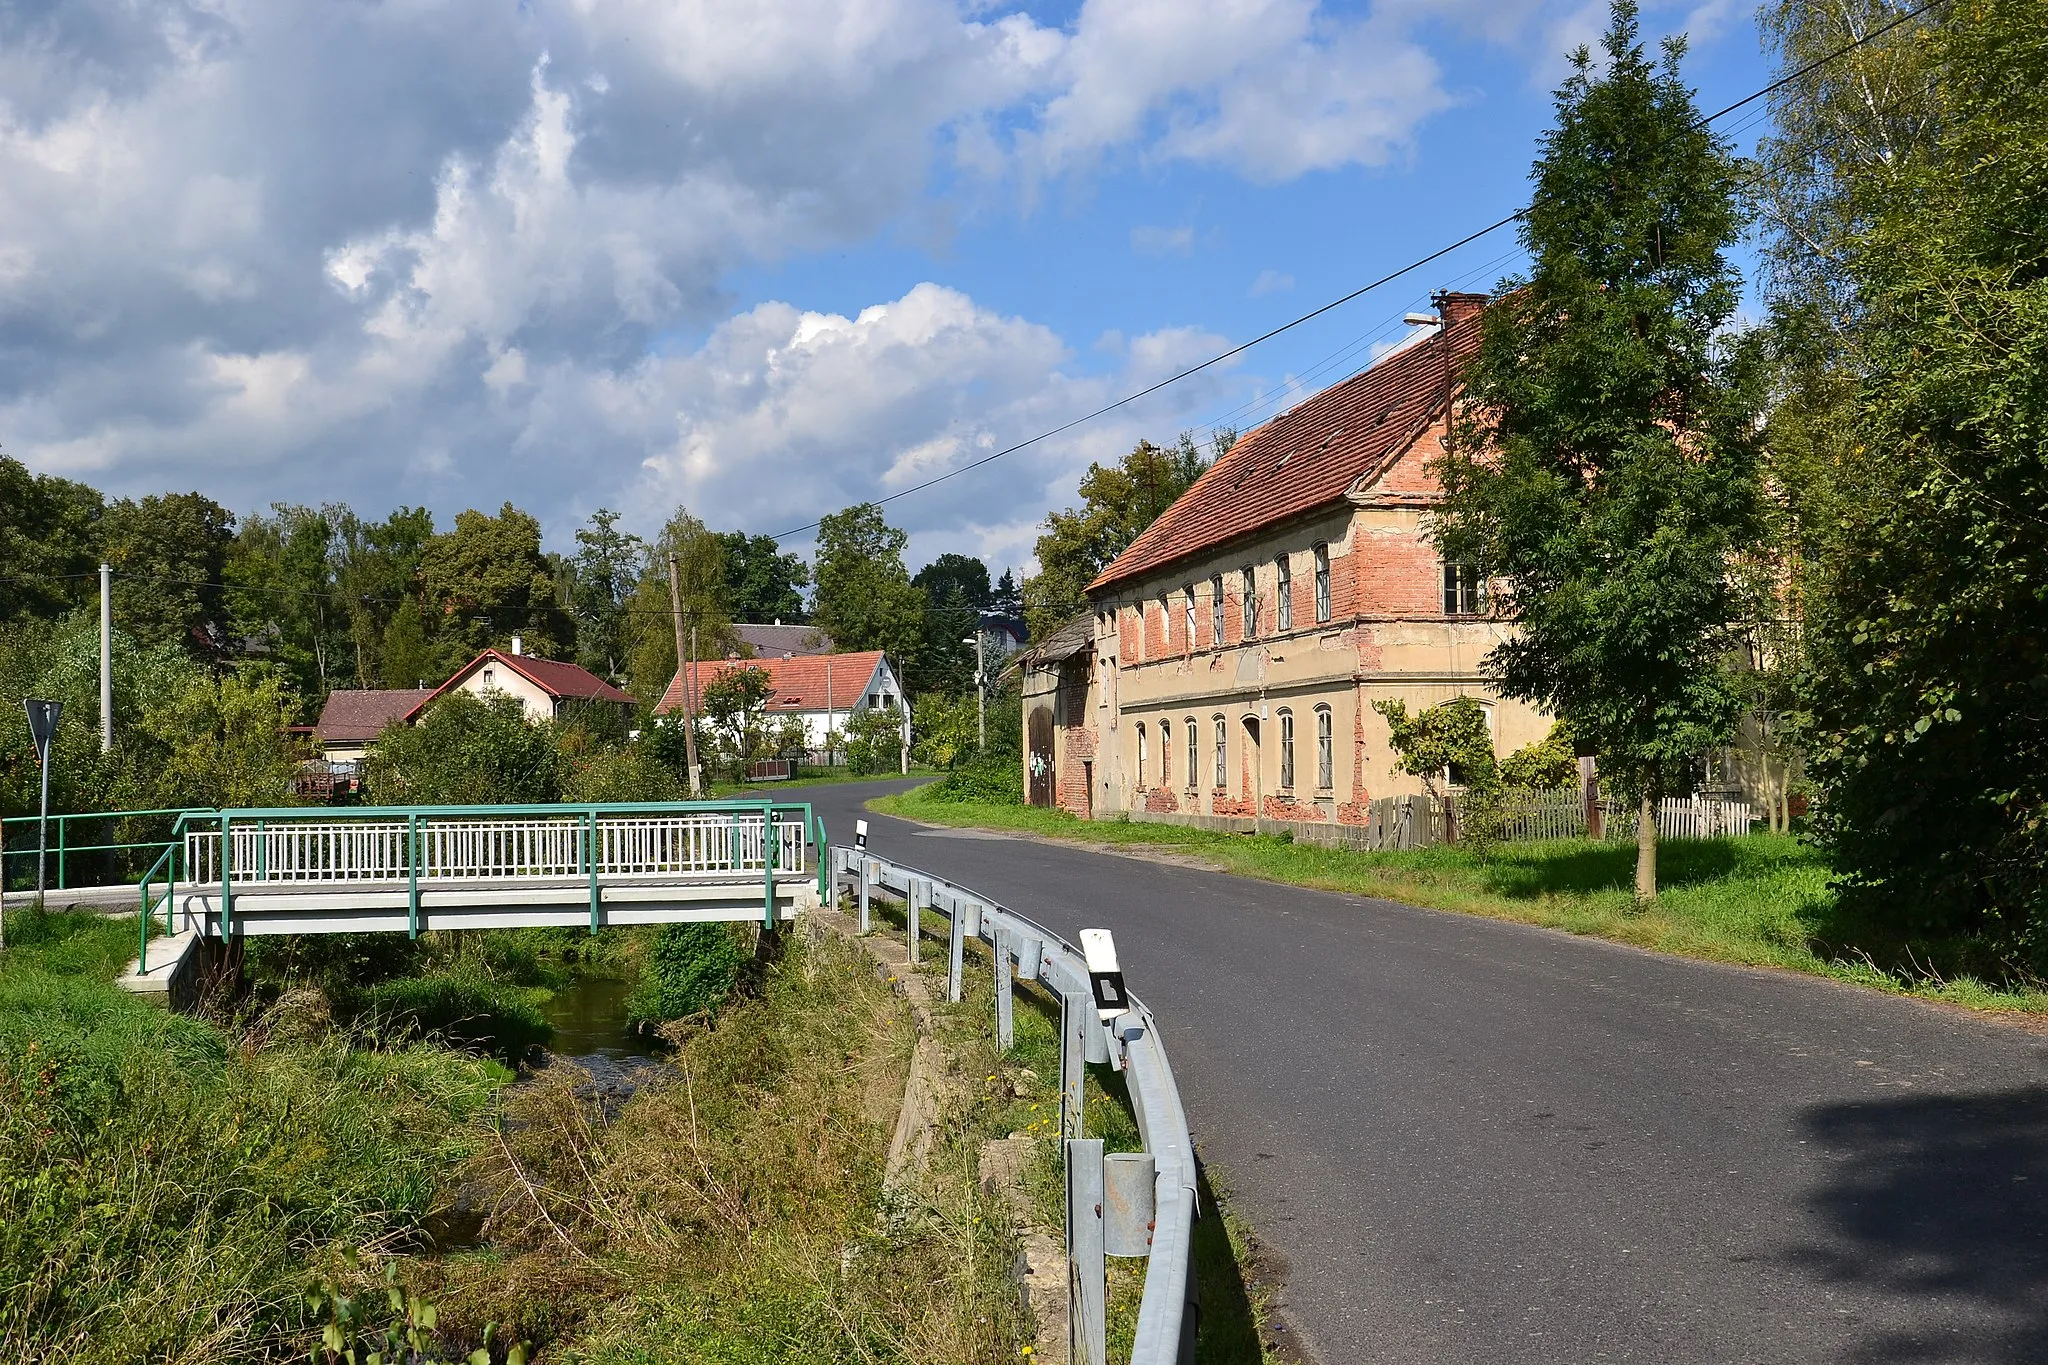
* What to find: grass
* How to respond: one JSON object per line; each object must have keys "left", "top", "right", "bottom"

{"left": 871, "top": 786, "right": 2048, "bottom": 1018}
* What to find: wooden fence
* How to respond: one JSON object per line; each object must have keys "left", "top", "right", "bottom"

{"left": 1484, "top": 789, "right": 1755, "bottom": 843}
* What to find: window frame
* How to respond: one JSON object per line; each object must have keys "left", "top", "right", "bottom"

{"left": 1213, "top": 714, "right": 1228, "bottom": 789}
{"left": 1183, "top": 585, "right": 1196, "bottom": 651}
{"left": 1241, "top": 565, "right": 1258, "bottom": 638}
{"left": 1276, "top": 554, "right": 1293, "bottom": 632}
{"left": 1159, "top": 718, "right": 1171, "bottom": 787}
{"left": 1315, "top": 705, "right": 1334, "bottom": 790}
{"left": 1209, "top": 574, "right": 1225, "bottom": 645}
{"left": 1313, "top": 543, "right": 1331, "bottom": 622}
{"left": 1135, "top": 723, "right": 1148, "bottom": 790}
{"left": 1443, "top": 562, "right": 1487, "bottom": 616}
{"left": 1185, "top": 717, "right": 1199, "bottom": 792}
{"left": 1278, "top": 708, "right": 1295, "bottom": 790}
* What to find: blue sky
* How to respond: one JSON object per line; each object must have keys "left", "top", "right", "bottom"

{"left": 0, "top": 0, "right": 1775, "bottom": 576}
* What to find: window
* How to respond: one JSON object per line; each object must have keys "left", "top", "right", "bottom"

{"left": 1241, "top": 566, "right": 1259, "bottom": 638}
{"left": 481, "top": 667, "right": 495, "bottom": 688}
{"left": 1279, "top": 709, "right": 1295, "bottom": 789}
{"left": 1314, "top": 544, "right": 1332, "bottom": 622}
{"left": 1443, "top": 563, "right": 1486, "bottom": 616}
{"left": 1209, "top": 574, "right": 1225, "bottom": 645}
{"left": 1316, "top": 706, "right": 1334, "bottom": 789}
{"left": 1159, "top": 595, "right": 1171, "bottom": 650}
{"left": 1213, "top": 715, "right": 1228, "bottom": 788}
{"left": 1276, "top": 555, "right": 1293, "bottom": 632}
{"left": 1185, "top": 719, "right": 1198, "bottom": 789}
{"left": 1160, "top": 719, "right": 1172, "bottom": 787}
{"left": 1184, "top": 585, "right": 1196, "bottom": 649}
{"left": 1136, "top": 724, "right": 1148, "bottom": 788}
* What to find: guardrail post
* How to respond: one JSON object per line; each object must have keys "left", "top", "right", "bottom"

{"left": 407, "top": 813, "right": 421, "bottom": 939}
{"left": 1061, "top": 988, "right": 1087, "bottom": 1141}
{"left": 1103, "top": 1152, "right": 1157, "bottom": 1257}
{"left": 993, "top": 923, "right": 1013, "bottom": 1050}
{"left": 1067, "top": 1137, "right": 1108, "bottom": 1365}
{"left": 587, "top": 807, "right": 603, "bottom": 932}
{"left": 857, "top": 855, "right": 871, "bottom": 934}
{"left": 946, "top": 890, "right": 966, "bottom": 1004}
{"left": 907, "top": 878, "right": 925, "bottom": 965}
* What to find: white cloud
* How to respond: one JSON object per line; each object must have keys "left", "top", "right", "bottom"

{"left": 1131, "top": 225, "right": 1197, "bottom": 257}
{"left": 1249, "top": 268, "right": 1294, "bottom": 296}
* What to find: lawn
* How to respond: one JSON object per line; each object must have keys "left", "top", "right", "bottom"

{"left": 871, "top": 786, "right": 2048, "bottom": 1018}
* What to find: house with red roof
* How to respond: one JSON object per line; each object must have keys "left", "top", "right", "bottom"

{"left": 1019, "top": 291, "right": 1552, "bottom": 827}
{"left": 656, "top": 649, "right": 908, "bottom": 756}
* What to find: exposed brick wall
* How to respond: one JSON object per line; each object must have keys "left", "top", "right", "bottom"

{"left": 1263, "top": 794, "right": 1328, "bottom": 822}
{"left": 1057, "top": 663, "right": 1095, "bottom": 817}
{"left": 1338, "top": 680, "right": 1374, "bottom": 824}
{"left": 1144, "top": 787, "right": 1181, "bottom": 814}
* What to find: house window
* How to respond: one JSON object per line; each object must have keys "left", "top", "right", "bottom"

{"left": 1160, "top": 719, "right": 1171, "bottom": 786}
{"left": 1160, "top": 595, "right": 1172, "bottom": 650}
{"left": 1443, "top": 563, "right": 1486, "bottom": 616}
{"left": 1184, "top": 585, "right": 1196, "bottom": 649}
{"left": 1316, "top": 706, "right": 1334, "bottom": 789}
{"left": 1241, "top": 566, "right": 1258, "bottom": 638}
{"left": 1276, "top": 555, "right": 1293, "bottom": 632}
{"left": 1278, "top": 710, "right": 1296, "bottom": 789}
{"left": 1314, "top": 544, "right": 1332, "bottom": 622}
{"left": 1209, "top": 574, "right": 1225, "bottom": 645}
{"left": 1213, "top": 715, "right": 1228, "bottom": 788}
{"left": 481, "top": 667, "right": 495, "bottom": 688}
{"left": 1185, "top": 718, "right": 1198, "bottom": 790}
{"left": 1136, "top": 724, "right": 1148, "bottom": 789}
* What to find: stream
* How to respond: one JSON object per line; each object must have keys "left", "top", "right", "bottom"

{"left": 534, "top": 971, "right": 665, "bottom": 1096}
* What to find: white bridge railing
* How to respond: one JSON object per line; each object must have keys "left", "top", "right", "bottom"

{"left": 183, "top": 811, "right": 809, "bottom": 887}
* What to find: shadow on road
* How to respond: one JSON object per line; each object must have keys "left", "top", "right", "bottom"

{"left": 1793, "top": 1085, "right": 2048, "bottom": 1363}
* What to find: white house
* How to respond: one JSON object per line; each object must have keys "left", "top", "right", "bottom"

{"left": 656, "top": 649, "right": 909, "bottom": 750}
{"left": 420, "top": 645, "right": 638, "bottom": 727}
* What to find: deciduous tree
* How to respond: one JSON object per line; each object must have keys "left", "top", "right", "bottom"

{"left": 811, "top": 503, "right": 925, "bottom": 667}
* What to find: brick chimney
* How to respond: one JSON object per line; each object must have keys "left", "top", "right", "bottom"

{"left": 1432, "top": 290, "right": 1488, "bottom": 328}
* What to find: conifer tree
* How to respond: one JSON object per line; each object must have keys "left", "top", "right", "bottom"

{"left": 1432, "top": 0, "right": 1764, "bottom": 899}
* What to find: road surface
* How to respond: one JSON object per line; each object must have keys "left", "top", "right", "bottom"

{"left": 797, "top": 779, "right": 2048, "bottom": 1364}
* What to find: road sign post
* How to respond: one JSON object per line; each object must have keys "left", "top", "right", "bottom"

{"left": 24, "top": 699, "right": 61, "bottom": 904}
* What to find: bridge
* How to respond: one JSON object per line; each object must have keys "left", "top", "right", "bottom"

{"left": 5, "top": 799, "right": 827, "bottom": 1005}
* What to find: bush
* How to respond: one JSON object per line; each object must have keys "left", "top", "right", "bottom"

{"left": 626, "top": 922, "right": 744, "bottom": 1027}
{"left": 922, "top": 750, "right": 1023, "bottom": 805}
{"left": 364, "top": 691, "right": 565, "bottom": 805}
{"left": 347, "top": 964, "right": 554, "bottom": 1061}
{"left": 843, "top": 703, "right": 904, "bottom": 776}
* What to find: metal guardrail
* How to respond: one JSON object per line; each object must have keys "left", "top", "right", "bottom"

{"left": 831, "top": 844, "right": 1198, "bottom": 1365}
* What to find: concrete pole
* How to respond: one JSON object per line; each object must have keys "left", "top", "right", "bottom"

{"left": 975, "top": 629, "right": 986, "bottom": 750}
{"left": 99, "top": 563, "right": 113, "bottom": 753}
{"left": 666, "top": 554, "right": 702, "bottom": 797}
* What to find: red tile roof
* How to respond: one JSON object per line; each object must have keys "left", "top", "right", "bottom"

{"left": 403, "top": 648, "right": 635, "bottom": 723}
{"left": 314, "top": 688, "right": 433, "bottom": 744}
{"left": 656, "top": 650, "right": 887, "bottom": 716}
{"left": 1088, "top": 292, "right": 1488, "bottom": 594}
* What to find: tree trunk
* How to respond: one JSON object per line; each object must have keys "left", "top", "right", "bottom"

{"left": 1634, "top": 792, "right": 1658, "bottom": 902}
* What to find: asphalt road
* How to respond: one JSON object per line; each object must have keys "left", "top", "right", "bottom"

{"left": 794, "top": 779, "right": 2048, "bottom": 1365}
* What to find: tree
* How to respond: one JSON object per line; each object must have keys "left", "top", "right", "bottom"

{"left": 334, "top": 506, "right": 436, "bottom": 688}
{"left": 225, "top": 503, "right": 350, "bottom": 708}
{"left": 379, "top": 597, "right": 438, "bottom": 690}
{"left": 142, "top": 670, "right": 303, "bottom": 809}
{"left": 417, "top": 504, "right": 569, "bottom": 661}
{"left": 624, "top": 509, "right": 735, "bottom": 714}
{"left": 1023, "top": 434, "right": 1216, "bottom": 640}
{"left": 0, "top": 453, "right": 103, "bottom": 626}
{"left": 100, "top": 491, "right": 236, "bottom": 654}
{"left": 811, "top": 503, "right": 925, "bottom": 667}
{"left": 570, "top": 508, "right": 647, "bottom": 682}
{"left": 1374, "top": 697, "right": 1497, "bottom": 802}
{"left": 1796, "top": 0, "right": 2048, "bottom": 966}
{"left": 844, "top": 701, "right": 905, "bottom": 777}
{"left": 718, "top": 531, "right": 809, "bottom": 623}
{"left": 700, "top": 664, "right": 774, "bottom": 780}
{"left": 989, "top": 568, "right": 1022, "bottom": 620}
{"left": 363, "top": 690, "right": 563, "bottom": 805}
{"left": 910, "top": 552, "right": 993, "bottom": 697}
{"left": 1431, "top": 1, "right": 1763, "bottom": 900}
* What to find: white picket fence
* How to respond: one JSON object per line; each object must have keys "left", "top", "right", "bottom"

{"left": 185, "top": 812, "right": 808, "bottom": 886}
{"left": 1488, "top": 790, "right": 1755, "bottom": 843}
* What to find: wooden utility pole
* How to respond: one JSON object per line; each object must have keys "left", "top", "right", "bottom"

{"left": 667, "top": 553, "right": 703, "bottom": 796}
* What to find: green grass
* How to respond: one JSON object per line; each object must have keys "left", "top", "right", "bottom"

{"left": 872, "top": 787, "right": 2048, "bottom": 1017}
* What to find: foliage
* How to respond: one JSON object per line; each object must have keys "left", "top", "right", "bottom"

{"left": 910, "top": 552, "right": 993, "bottom": 696}
{"left": 417, "top": 504, "right": 569, "bottom": 662}
{"left": 100, "top": 490, "right": 237, "bottom": 655}
{"left": 0, "top": 453, "right": 102, "bottom": 626}
{"left": 345, "top": 965, "right": 553, "bottom": 1061}
{"left": 1023, "top": 434, "right": 1219, "bottom": 642}
{"left": 624, "top": 508, "right": 734, "bottom": 719}
{"left": 141, "top": 669, "right": 305, "bottom": 809}
{"left": 569, "top": 508, "right": 646, "bottom": 684}
{"left": 810, "top": 503, "right": 925, "bottom": 670}
{"left": 363, "top": 691, "right": 564, "bottom": 805}
{"left": 1796, "top": 0, "right": 2048, "bottom": 966}
{"left": 718, "top": 531, "right": 810, "bottom": 623}
{"left": 842, "top": 702, "right": 905, "bottom": 777}
{"left": 1374, "top": 697, "right": 1497, "bottom": 799}
{"left": 1500, "top": 721, "right": 1579, "bottom": 792}
{"left": 306, "top": 1263, "right": 527, "bottom": 1365}
{"left": 920, "top": 752, "right": 1023, "bottom": 805}
{"left": 563, "top": 743, "right": 684, "bottom": 804}
{"left": 910, "top": 690, "right": 980, "bottom": 769}
{"left": 699, "top": 664, "right": 775, "bottom": 780}
{"left": 1432, "top": 1, "right": 1762, "bottom": 897}
{"left": 624, "top": 922, "right": 745, "bottom": 1026}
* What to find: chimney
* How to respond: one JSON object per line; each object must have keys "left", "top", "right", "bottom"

{"left": 1432, "top": 290, "right": 1487, "bottom": 329}
{"left": 510, "top": 634, "right": 523, "bottom": 656}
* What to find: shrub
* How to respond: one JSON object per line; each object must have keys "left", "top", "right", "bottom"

{"left": 922, "top": 750, "right": 1023, "bottom": 805}
{"left": 843, "top": 703, "right": 904, "bottom": 776}
{"left": 626, "top": 922, "right": 744, "bottom": 1027}
{"left": 1501, "top": 721, "right": 1579, "bottom": 791}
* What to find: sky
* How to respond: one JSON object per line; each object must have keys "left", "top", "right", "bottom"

{"left": 0, "top": 0, "right": 1776, "bottom": 576}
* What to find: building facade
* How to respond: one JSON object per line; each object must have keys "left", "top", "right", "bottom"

{"left": 1030, "top": 292, "right": 1555, "bottom": 827}
{"left": 658, "top": 649, "right": 909, "bottom": 750}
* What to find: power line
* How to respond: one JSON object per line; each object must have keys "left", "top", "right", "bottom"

{"left": 768, "top": 0, "right": 1942, "bottom": 540}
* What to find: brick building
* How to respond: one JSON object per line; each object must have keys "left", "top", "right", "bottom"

{"left": 1026, "top": 291, "right": 1553, "bottom": 826}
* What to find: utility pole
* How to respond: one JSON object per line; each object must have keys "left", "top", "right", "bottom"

{"left": 99, "top": 563, "right": 113, "bottom": 753}
{"left": 962, "top": 627, "right": 986, "bottom": 749}
{"left": 667, "top": 554, "right": 703, "bottom": 797}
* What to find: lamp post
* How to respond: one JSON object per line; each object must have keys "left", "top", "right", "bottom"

{"left": 961, "top": 631, "right": 985, "bottom": 749}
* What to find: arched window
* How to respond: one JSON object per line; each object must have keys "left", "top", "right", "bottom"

{"left": 1276, "top": 555, "right": 1293, "bottom": 632}
{"left": 1313, "top": 544, "right": 1332, "bottom": 622}
{"left": 1241, "top": 566, "right": 1259, "bottom": 637}
{"left": 1135, "top": 724, "right": 1148, "bottom": 789}
{"left": 1213, "top": 715, "right": 1228, "bottom": 788}
{"left": 1159, "top": 719, "right": 1172, "bottom": 787}
{"left": 1185, "top": 718, "right": 1199, "bottom": 790}
{"left": 1278, "top": 709, "right": 1296, "bottom": 790}
{"left": 1315, "top": 706, "right": 1334, "bottom": 790}
{"left": 1209, "top": 574, "right": 1225, "bottom": 645}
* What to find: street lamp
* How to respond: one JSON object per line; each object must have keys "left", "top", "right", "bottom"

{"left": 961, "top": 631, "right": 985, "bottom": 749}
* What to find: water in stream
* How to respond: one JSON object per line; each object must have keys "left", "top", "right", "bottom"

{"left": 535, "top": 971, "right": 664, "bottom": 1095}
